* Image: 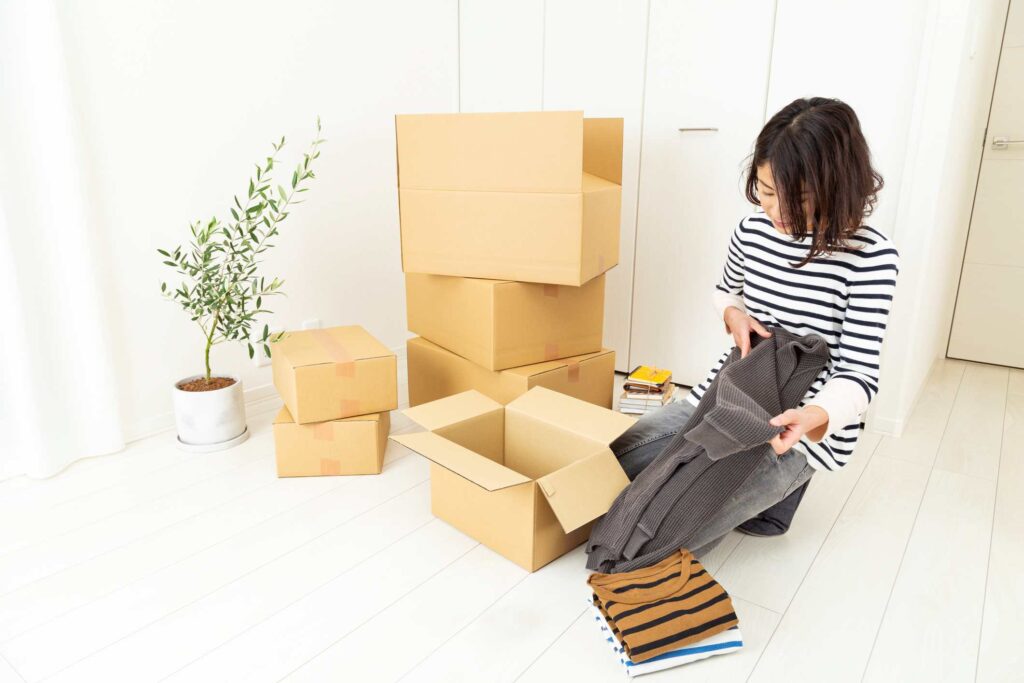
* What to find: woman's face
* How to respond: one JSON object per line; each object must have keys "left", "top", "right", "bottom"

{"left": 756, "top": 163, "right": 813, "bottom": 234}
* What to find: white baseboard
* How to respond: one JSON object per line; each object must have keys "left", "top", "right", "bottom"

{"left": 124, "top": 342, "right": 409, "bottom": 445}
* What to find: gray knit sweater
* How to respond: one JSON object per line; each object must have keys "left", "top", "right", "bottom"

{"left": 586, "top": 327, "right": 830, "bottom": 573}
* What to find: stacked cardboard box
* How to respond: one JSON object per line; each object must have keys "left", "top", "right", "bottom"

{"left": 270, "top": 325, "right": 398, "bottom": 477}
{"left": 395, "top": 111, "right": 625, "bottom": 408}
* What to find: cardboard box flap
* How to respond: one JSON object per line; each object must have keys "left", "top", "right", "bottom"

{"left": 277, "top": 326, "right": 395, "bottom": 369}
{"left": 583, "top": 118, "right": 624, "bottom": 185}
{"left": 402, "top": 390, "right": 503, "bottom": 431}
{"left": 503, "top": 348, "right": 612, "bottom": 379}
{"left": 390, "top": 431, "right": 529, "bottom": 491}
{"left": 536, "top": 449, "right": 629, "bottom": 533}
{"left": 506, "top": 386, "right": 637, "bottom": 445}
{"left": 395, "top": 111, "right": 585, "bottom": 193}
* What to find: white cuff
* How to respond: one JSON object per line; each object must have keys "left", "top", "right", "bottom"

{"left": 712, "top": 290, "right": 745, "bottom": 321}
{"left": 804, "top": 377, "right": 868, "bottom": 441}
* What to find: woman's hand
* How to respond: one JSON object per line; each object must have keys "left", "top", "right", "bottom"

{"left": 768, "top": 406, "right": 830, "bottom": 454}
{"left": 723, "top": 307, "right": 772, "bottom": 358}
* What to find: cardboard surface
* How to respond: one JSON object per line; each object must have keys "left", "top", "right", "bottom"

{"left": 390, "top": 386, "right": 636, "bottom": 571}
{"left": 271, "top": 326, "right": 398, "bottom": 424}
{"left": 405, "top": 273, "right": 605, "bottom": 370}
{"left": 406, "top": 336, "right": 615, "bottom": 408}
{"left": 395, "top": 111, "right": 624, "bottom": 286}
{"left": 272, "top": 407, "right": 389, "bottom": 477}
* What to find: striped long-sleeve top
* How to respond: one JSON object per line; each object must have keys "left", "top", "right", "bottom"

{"left": 685, "top": 212, "right": 900, "bottom": 471}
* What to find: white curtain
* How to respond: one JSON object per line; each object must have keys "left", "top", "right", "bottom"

{"left": 0, "top": 0, "right": 124, "bottom": 478}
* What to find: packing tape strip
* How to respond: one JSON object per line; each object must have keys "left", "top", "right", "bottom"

{"left": 567, "top": 360, "right": 581, "bottom": 383}
{"left": 542, "top": 284, "right": 559, "bottom": 298}
{"left": 339, "top": 398, "right": 362, "bottom": 415}
{"left": 311, "top": 329, "right": 356, "bottom": 377}
{"left": 320, "top": 458, "right": 342, "bottom": 475}
{"left": 544, "top": 342, "right": 560, "bottom": 361}
{"left": 312, "top": 422, "right": 335, "bottom": 442}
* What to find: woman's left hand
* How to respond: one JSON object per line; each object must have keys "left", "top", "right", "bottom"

{"left": 767, "top": 406, "right": 829, "bottom": 455}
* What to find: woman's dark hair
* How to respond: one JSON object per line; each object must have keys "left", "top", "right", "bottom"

{"left": 745, "top": 97, "right": 883, "bottom": 267}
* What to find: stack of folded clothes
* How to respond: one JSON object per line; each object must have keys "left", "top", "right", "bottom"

{"left": 587, "top": 548, "right": 743, "bottom": 676}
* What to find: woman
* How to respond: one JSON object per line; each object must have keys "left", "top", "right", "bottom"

{"left": 613, "top": 97, "right": 900, "bottom": 550}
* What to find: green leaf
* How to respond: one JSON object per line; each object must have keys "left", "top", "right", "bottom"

{"left": 291, "top": 170, "right": 298, "bottom": 188}
{"left": 247, "top": 342, "right": 255, "bottom": 359}
{"left": 157, "top": 248, "right": 170, "bottom": 257}
{"left": 263, "top": 344, "right": 271, "bottom": 358}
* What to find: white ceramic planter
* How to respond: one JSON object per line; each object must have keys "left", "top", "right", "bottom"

{"left": 172, "top": 374, "right": 249, "bottom": 451}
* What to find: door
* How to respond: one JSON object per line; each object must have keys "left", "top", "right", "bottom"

{"left": 628, "top": 0, "right": 775, "bottom": 386}
{"left": 948, "top": 0, "right": 1024, "bottom": 369}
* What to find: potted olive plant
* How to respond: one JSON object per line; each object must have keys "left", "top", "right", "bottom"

{"left": 159, "top": 120, "right": 324, "bottom": 451}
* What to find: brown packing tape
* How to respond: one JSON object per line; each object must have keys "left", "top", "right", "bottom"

{"left": 567, "top": 360, "right": 581, "bottom": 383}
{"left": 542, "top": 284, "right": 559, "bottom": 298}
{"left": 544, "top": 342, "right": 560, "bottom": 361}
{"left": 339, "top": 398, "right": 362, "bottom": 415}
{"left": 312, "top": 422, "right": 334, "bottom": 442}
{"left": 320, "top": 458, "right": 342, "bottom": 475}
{"left": 311, "top": 329, "right": 356, "bottom": 377}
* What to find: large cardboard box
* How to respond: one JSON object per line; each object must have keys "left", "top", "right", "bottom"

{"left": 391, "top": 387, "right": 637, "bottom": 571}
{"left": 395, "top": 111, "right": 624, "bottom": 286}
{"left": 405, "top": 272, "right": 605, "bottom": 371}
{"left": 272, "top": 326, "right": 398, "bottom": 424}
{"left": 273, "top": 407, "right": 390, "bottom": 477}
{"left": 407, "top": 336, "right": 615, "bottom": 408}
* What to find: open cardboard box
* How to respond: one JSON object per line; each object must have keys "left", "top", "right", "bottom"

{"left": 407, "top": 336, "right": 615, "bottom": 408}
{"left": 390, "top": 386, "right": 637, "bottom": 571}
{"left": 395, "top": 111, "right": 623, "bottom": 286}
{"left": 405, "top": 272, "right": 605, "bottom": 371}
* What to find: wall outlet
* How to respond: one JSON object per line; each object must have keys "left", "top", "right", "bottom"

{"left": 301, "top": 318, "right": 322, "bottom": 330}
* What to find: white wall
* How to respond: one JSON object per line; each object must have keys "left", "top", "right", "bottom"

{"left": 54, "top": 0, "right": 459, "bottom": 438}
{"left": 871, "top": 0, "right": 1010, "bottom": 433}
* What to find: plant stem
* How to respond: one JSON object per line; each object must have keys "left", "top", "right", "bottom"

{"left": 204, "top": 310, "right": 221, "bottom": 380}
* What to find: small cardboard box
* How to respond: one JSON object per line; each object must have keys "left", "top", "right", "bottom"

{"left": 391, "top": 387, "right": 637, "bottom": 571}
{"left": 395, "top": 111, "right": 623, "bottom": 286}
{"left": 273, "top": 407, "right": 390, "bottom": 477}
{"left": 272, "top": 326, "right": 398, "bottom": 424}
{"left": 405, "top": 272, "right": 605, "bottom": 371}
{"left": 407, "top": 336, "right": 615, "bottom": 408}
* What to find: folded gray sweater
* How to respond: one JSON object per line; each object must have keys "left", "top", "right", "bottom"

{"left": 586, "top": 327, "right": 830, "bottom": 573}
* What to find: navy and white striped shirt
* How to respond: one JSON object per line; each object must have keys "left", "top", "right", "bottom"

{"left": 685, "top": 212, "right": 900, "bottom": 471}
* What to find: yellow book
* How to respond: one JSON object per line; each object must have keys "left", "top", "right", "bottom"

{"left": 627, "top": 365, "right": 672, "bottom": 387}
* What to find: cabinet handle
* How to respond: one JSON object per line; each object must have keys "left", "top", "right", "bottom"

{"left": 678, "top": 127, "right": 719, "bottom": 132}
{"left": 992, "top": 136, "right": 1024, "bottom": 149}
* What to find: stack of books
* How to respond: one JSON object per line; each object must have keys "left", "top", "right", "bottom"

{"left": 619, "top": 365, "right": 675, "bottom": 416}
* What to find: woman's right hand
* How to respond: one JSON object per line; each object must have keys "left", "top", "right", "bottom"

{"left": 723, "top": 306, "right": 772, "bottom": 358}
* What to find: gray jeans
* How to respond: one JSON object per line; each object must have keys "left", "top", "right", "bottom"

{"left": 611, "top": 398, "right": 815, "bottom": 557}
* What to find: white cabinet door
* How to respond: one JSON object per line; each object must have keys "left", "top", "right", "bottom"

{"left": 629, "top": 0, "right": 775, "bottom": 386}
{"left": 543, "top": 0, "right": 650, "bottom": 372}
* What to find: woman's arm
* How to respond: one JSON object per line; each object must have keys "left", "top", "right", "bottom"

{"left": 801, "top": 245, "right": 901, "bottom": 442}
{"left": 711, "top": 223, "right": 748, "bottom": 331}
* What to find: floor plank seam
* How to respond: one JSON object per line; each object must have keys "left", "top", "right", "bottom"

{"left": 0, "top": 447, "right": 275, "bottom": 564}
{"left": 0, "top": 451, "right": 414, "bottom": 633}
{"left": 35, "top": 478, "right": 432, "bottom": 681}
{"left": 858, "top": 365, "right": 967, "bottom": 682}
{"left": 973, "top": 372, "right": 1009, "bottom": 683}
{"left": 275, "top": 540, "right": 481, "bottom": 683}
{"left": 512, "top": 606, "right": 588, "bottom": 682}
{"left": 0, "top": 651, "right": 27, "bottom": 683}
{"left": 395, "top": 570, "right": 531, "bottom": 681}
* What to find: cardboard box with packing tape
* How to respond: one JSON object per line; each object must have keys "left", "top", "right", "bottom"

{"left": 271, "top": 325, "right": 398, "bottom": 424}
{"left": 405, "top": 272, "right": 605, "bottom": 371}
{"left": 395, "top": 111, "right": 623, "bottom": 286}
{"left": 273, "top": 407, "right": 389, "bottom": 477}
{"left": 390, "top": 387, "right": 637, "bottom": 571}
{"left": 407, "top": 336, "right": 615, "bottom": 408}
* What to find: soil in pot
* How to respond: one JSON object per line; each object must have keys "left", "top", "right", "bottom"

{"left": 177, "top": 377, "right": 237, "bottom": 392}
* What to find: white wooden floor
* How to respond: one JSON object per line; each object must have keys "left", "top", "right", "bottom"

{"left": 0, "top": 357, "right": 1021, "bottom": 683}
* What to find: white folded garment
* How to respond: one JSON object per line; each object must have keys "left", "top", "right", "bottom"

{"left": 590, "top": 604, "right": 743, "bottom": 677}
